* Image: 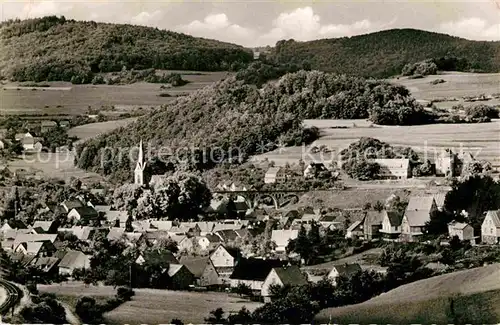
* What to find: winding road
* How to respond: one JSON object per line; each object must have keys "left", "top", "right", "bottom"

{"left": 0, "top": 279, "right": 22, "bottom": 316}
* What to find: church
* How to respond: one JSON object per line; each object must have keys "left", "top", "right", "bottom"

{"left": 134, "top": 140, "right": 168, "bottom": 187}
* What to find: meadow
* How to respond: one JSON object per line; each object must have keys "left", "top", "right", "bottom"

{"left": 315, "top": 263, "right": 500, "bottom": 323}
{"left": 0, "top": 71, "right": 230, "bottom": 115}
{"left": 68, "top": 117, "right": 138, "bottom": 143}
{"left": 39, "top": 283, "right": 262, "bottom": 324}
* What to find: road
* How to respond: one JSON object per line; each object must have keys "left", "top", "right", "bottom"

{"left": 0, "top": 279, "right": 22, "bottom": 316}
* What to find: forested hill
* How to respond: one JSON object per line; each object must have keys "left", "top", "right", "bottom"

{"left": 0, "top": 16, "right": 253, "bottom": 82}
{"left": 265, "top": 29, "right": 500, "bottom": 78}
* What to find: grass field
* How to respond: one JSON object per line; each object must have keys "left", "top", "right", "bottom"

{"left": 315, "top": 263, "right": 500, "bottom": 323}
{"left": 69, "top": 117, "right": 138, "bottom": 143}
{"left": 39, "top": 283, "right": 262, "bottom": 324}
{"left": 0, "top": 71, "right": 230, "bottom": 115}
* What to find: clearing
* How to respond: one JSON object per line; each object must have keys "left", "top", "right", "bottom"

{"left": 39, "top": 283, "right": 262, "bottom": 324}
{"left": 302, "top": 248, "right": 385, "bottom": 273}
{"left": 69, "top": 117, "right": 138, "bottom": 143}
{"left": 0, "top": 71, "right": 230, "bottom": 115}
{"left": 315, "top": 263, "right": 500, "bottom": 323}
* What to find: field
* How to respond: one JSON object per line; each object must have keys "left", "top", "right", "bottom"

{"left": 0, "top": 71, "right": 230, "bottom": 115}
{"left": 390, "top": 72, "right": 500, "bottom": 109}
{"left": 39, "top": 283, "right": 262, "bottom": 324}
{"left": 315, "top": 263, "right": 500, "bottom": 323}
{"left": 69, "top": 117, "right": 138, "bottom": 143}
{"left": 303, "top": 248, "right": 385, "bottom": 273}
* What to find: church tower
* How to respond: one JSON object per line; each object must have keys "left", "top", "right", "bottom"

{"left": 134, "top": 140, "right": 146, "bottom": 185}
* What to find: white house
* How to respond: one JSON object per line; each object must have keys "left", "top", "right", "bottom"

{"left": 448, "top": 221, "right": 474, "bottom": 242}
{"left": 261, "top": 265, "right": 308, "bottom": 302}
{"left": 271, "top": 229, "right": 298, "bottom": 252}
{"left": 210, "top": 245, "right": 240, "bottom": 278}
{"left": 481, "top": 210, "right": 500, "bottom": 244}
{"left": 374, "top": 159, "right": 411, "bottom": 180}
{"left": 328, "top": 263, "right": 362, "bottom": 285}
{"left": 58, "top": 250, "right": 91, "bottom": 276}
{"left": 401, "top": 196, "right": 437, "bottom": 240}
{"left": 229, "top": 258, "right": 286, "bottom": 291}
{"left": 380, "top": 211, "right": 404, "bottom": 240}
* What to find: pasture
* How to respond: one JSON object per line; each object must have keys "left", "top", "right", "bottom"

{"left": 39, "top": 283, "right": 262, "bottom": 324}
{"left": 69, "top": 117, "right": 138, "bottom": 143}
{"left": 315, "top": 263, "right": 500, "bottom": 323}
{"left": 0, "top": 71, "right": 230, "bottom": 115}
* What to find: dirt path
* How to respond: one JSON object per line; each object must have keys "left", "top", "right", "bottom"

{"left": 60, "top": 301, "right": 80, "bottom": 325}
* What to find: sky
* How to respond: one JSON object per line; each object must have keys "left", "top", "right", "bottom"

{"left": 0, "top": 0, "right": 499, "bottom": 47}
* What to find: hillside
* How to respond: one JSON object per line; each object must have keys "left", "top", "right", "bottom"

{"left": 315, "top": 263, "right": 500, "bottom": 323}
{"left": 0, "top": 16, "right": 253, "bottom": 82}
{"left": 74, "top": 70, "right": 425, "bottom": 183}
{"left": 265, "top": 29, "right": 500, "bottom": 78}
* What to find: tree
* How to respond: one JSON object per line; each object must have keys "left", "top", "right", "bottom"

{"left": 373, "top": 201, "right": 384, "bottom": 212}
{"left": 205, "top": 308, "right": 226, "bottom": 324}
{"left": 8, "top": 139, "right": 23, "bottom": 155}
{"left": 227, "top": 307, "right": 253, "bottom": 324}
{"left": 234, "top": 282, "right": 253, "bottom": 297}
{"left": 425, "top": 209, "right": 456, "bottom": 235}
{"left": 75, "top": 296, "right": 103, "bottom": 323}
{"left": 171, "top": 319, "right": 184, "bottom": 325}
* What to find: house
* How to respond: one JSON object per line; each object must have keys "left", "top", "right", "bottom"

{"left": 448, "top": 221, "right": 474, "bottom": 242}
{"left": 432, "top": 192, "right": 448, "bottom": 211}
{"left": 178, "top": 236, "right": 195, "bottom": 253}
{"left": 380, "top": 211, "right": 404, "bottom": 240}
{"left": 31, "top": 221, "right": 57, "bottom": 233}
{"left": 105, "top": 211, "right": 129, "bottom": 228}
{"left": 31, "top": 256, "right": 60, "bottom": 274}
{"left": 303, "top": 162, "right": 328, "bottom": 179}
{"left": 14, "top": 240, "right": 56, "bottom": 257}
{"left": 374, "top": 159, "right": 411, "bottom": 179}
{"left": 328, "top": 263, "right": 362, "bottom": 285}
{"left": 363, "top": 211, "right": 385, "bottom": 240}
{"left": 319, "top": 213, "right": 342, "bottom": 230}
{"left": 107, "top": 228, "right": 126, "bottom": 241}
{"left": 167, "top": 264, "right": 195, "bottom": 290}
{"left": 481, "top": 210, "right": 500, "bottom": 244}
{"left": 59, "top": 120, "right": 71, "bottom": 128}
{"left": 61, "top": 200, "right": 85, "bottom": 213}
{"left": 264, "top": 167, "right": 281, "bottom": 184}
{"left": 435, "top": 152, "right": 455, "bottom": 177}
{"left": 0, "top": 139, "right": 5, "bottom": 150}
{"left": 180, "top": 256, "right": 220, "bottom": 287}
{"left": 58, "top": 250, "right": 91, "bottom": 275}
{"left": 41, "top": 120, "right": 57, "bottom": 133}
{"left": 261, "top": 265, "right": 308, "bottom": 302}
{"left": 345, "top": 220, "right": 364, "bottom": 239}
{"left": 271, "top": 230, "right": 298, "bottom": 252}
{"left": 150, "top": 220, "right": 173, "bottom": 231}
{"left": 196, "top": 222, "right": 216, "bottom": 234}
{"left": 136, "top": 249, "right": 179, "bottom": 266}
{"left": 210, "top": 245, "right": 241, "bottom": 278}
{"left": 10, "top": 234, "right": 58, "bottom": 251}
{"left": 300, "top": 213, "right": 322, "bottom": 224}
{"left": 132, "top": 220, "right": 151, "bottom": 232}
{"left": 229, "top": 258, "right": 287, "bottom": 291}
{"left": 215, "top": 229, "right": 239, "bottom": 243}
{"left": 401, "top": 196, "right": 437, "bottom": 240}
{"left": 67, "top": 207, "right": 99, "bottom": 223}
{"left": 197, "top": 234, "right": 222, "bottom": 251}
{"left": 15, "top": 132, "right": 33, "bottom": 141}
{"left": 1, "top": 220, "right": 28, "bottom": 232}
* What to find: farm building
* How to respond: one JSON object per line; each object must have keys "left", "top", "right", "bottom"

{"left": 166, "top": 264, "right": 195, "bottom": 290}
{"left": 363, "top": 211, "right": 385, "bottom": 240}
{"left": 261, "top": 265, "right": 308, "bottom": 302}
{"left": 481, "top": 210, "right": 500, "bottom": 244}
{"left": 374, "top": 159, "right": 411, "bottom": 180}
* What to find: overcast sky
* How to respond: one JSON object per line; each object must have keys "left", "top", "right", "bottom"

{"left": 1, "top": 0, "right": 499, "bottom": 47}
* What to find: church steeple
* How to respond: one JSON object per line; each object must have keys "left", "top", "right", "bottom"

{"left": 134, "top": 140, "right": 146, "bottom": 185}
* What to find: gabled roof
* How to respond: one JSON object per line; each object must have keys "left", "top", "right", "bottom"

{"left": 167, "top": 264, "right": 190, "bottom": 277}
{"left": 230, "top": 258, "right": 286, "bottom": 281}
{"left": 331, "top": 263, "right": 362, "bottom": 276}
{"left": 105, "top": 211, "right": 129, "bottom": 224}
{"left": 70, "top": 206, "right": 98, "bottom": 218}
{"left": 71, "top": 226, "right": 95, "bottom": 241}
{"left": 364, "top": 211, "right": 385, "bottom": 226}
{"left": 301, "top": 214, "right": 322, "bottom": 222}
{"left": 273, "top": 265, "right": 308, "bottom": 286}
{"left": 484, "top": 210, "right": 500, "bottom": 228}
{"left": 212, "top": 244, "right": 240, "bottom": 258}
{"left": 150, "top": 220, "right": 173, "bottom": 231}
{"left": 271, "top": 229, "right": 298, "bottom": 247}
{"left": 346, "top": 220, "right": 363, "bottom": 232}
{"left": 94, "top": 205, "right": 112, "bottom": 212}
{"left": 31, "top": 256, "right": 60, "bottom": 272}
{"left": 386, "top": 211, "right": 404, "bottom": 227}
{"left": 433, "top": 192, "right": 448, "bottom": 208}
{"left": 143, "top": 249, "right": 179, "bottom": 265}
{"left": 265, "top": 166, "right": 281, "bottom": 177}
{"left": 16, "top": 241, "right": 46, "bottom": 255}
{"left": 216, "top": 229, "right": 239, "bottom": 242}
{"left": 32, "top": 221, "right": 54, "bottom": 232}
{"left": 58, "top": 250, "right": 87, "bottom": 268}
{"left": 204, "top": 234, "right": 222, "bottom": 243}
{"left": 107, "top": 227, "right": 126, "bottom": 241}
{"left": 9, "top": 251, "right": 36, "bottom": 266}
{"left": 405, "top": 210, "right": 432, "bottom": 227}
{"left": 41, "top": 120, "right": 57, "bottom": 127}
{"left": 448, "top": 221, "right": 471, "bottom": 230}
{"left": 180, "top": 256, "right": 215, "bottom": 278}
{"left": 62, "top": 200, "right": 84, "bottom": 210}
{"left": 4, "top": 220, "right": 27, "bottom": 229}
{"left": 406, "top": 196, "right": 435, "bottom": 212}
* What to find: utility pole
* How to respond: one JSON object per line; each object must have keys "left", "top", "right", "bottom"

{"left": 129, "top": 263, "right": 132, "bottom": 289}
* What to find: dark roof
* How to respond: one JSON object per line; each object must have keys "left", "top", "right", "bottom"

{"left": 224, "top": 245, "right": 241, "bottom": 258}
{"left": 386, "top": 211, "right": 404, "bottom": 227}
{"left": 333, "top": 263, "right": 362, "bottom": 276}
{"left": 179, "top": 256, "right": 214, "bottom": 278}
{"left": 216, "top": 229, "right": 239, "bottom": 242}
{"left": 62, "top": 200, "right": 84, "bottom": 210}
{"left": 283, "top": 210, "right": 301, "bottom": 219}
{"left": 364, "top": 211, "right": 385, "bottom": 226}
{"left": 205, "top": 233, "right": 222, "bottom": 243}
{"left": 5, "top": 220, "right": 27, "bottom": 229}
{"left": 143, "top": 249, "right": 179, "bottom": 264}
{"left": 71, "top": 206, "right": 98, "bottom": 218}
{"left": 273, "top": 265, "right": 308, "bottom": 286}
{"left": 230, "top": 258, "right": 286, "bottom": 281}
